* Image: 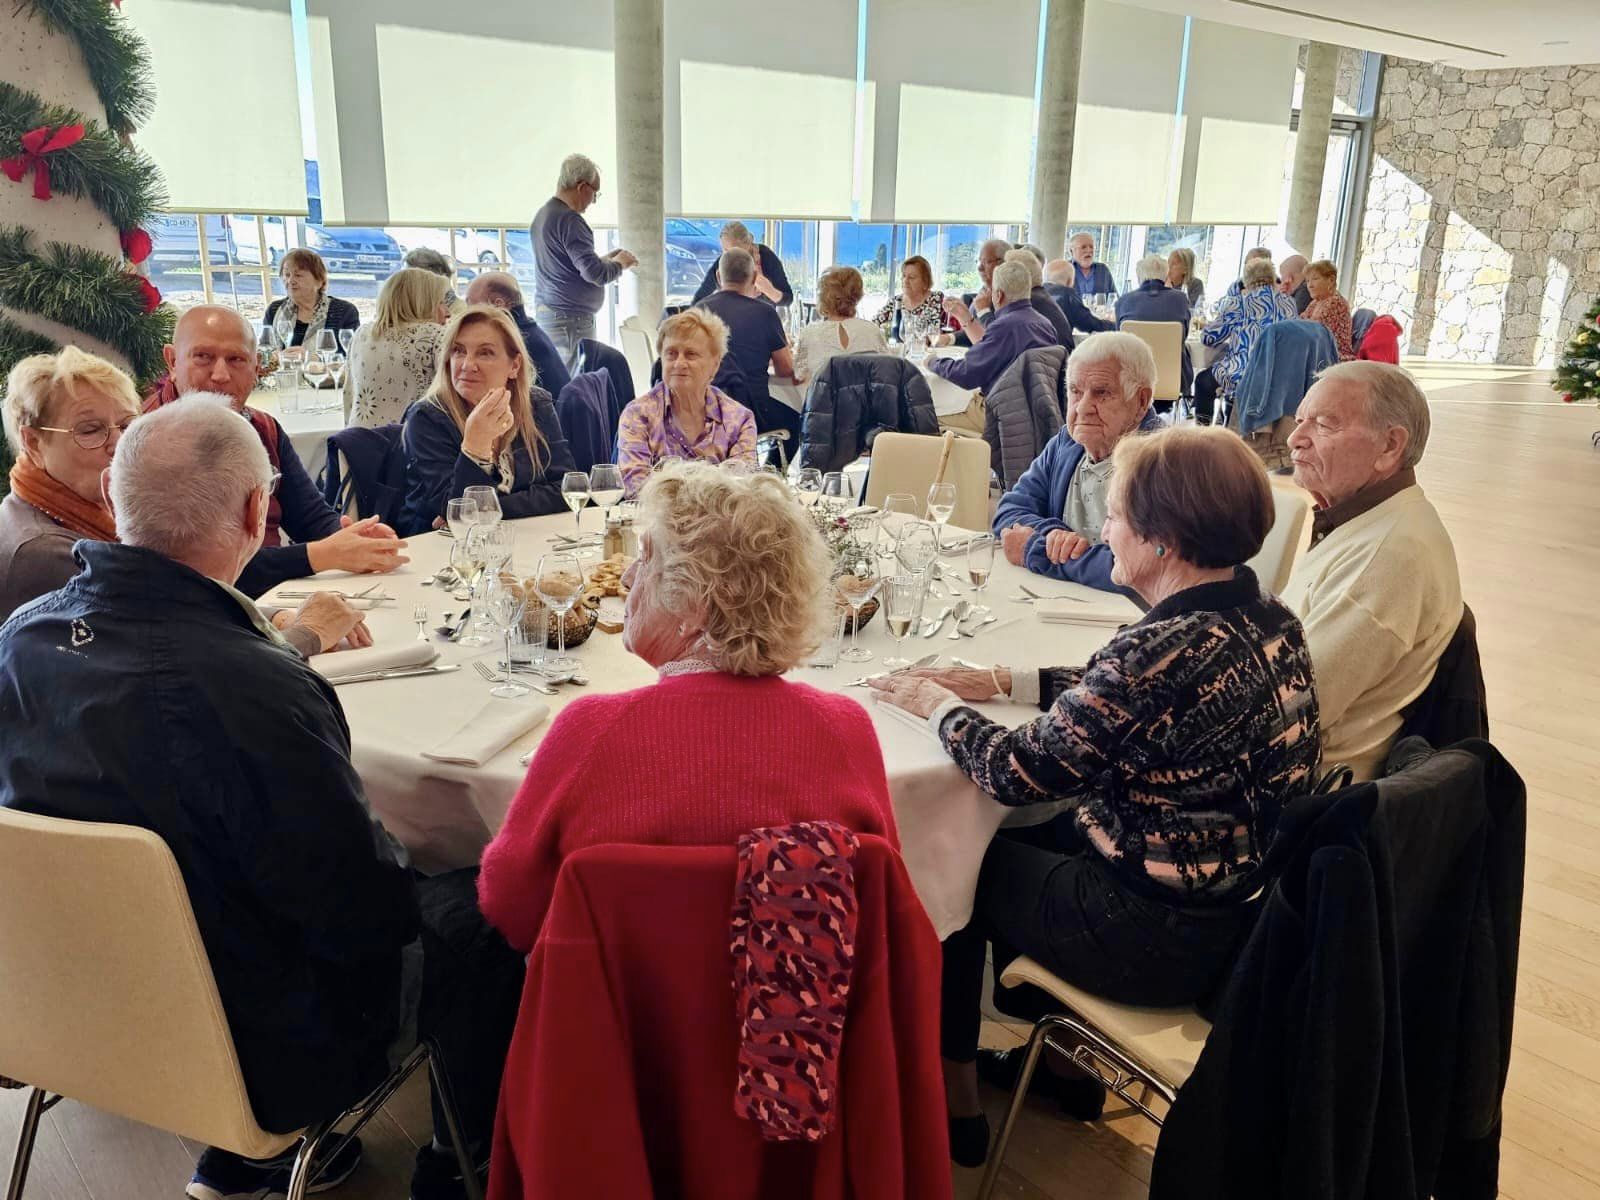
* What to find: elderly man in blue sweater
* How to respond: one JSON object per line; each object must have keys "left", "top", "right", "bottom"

{"left": 993, "top": 332, "right": 1160, "bottom": 590}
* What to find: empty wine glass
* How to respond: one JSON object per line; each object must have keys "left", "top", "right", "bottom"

{"left": 535, "top": 552, "right": 584, "bottom": 672}
{"left": 835, "top": 566, "right": 881, "bottom": 663}
{"left": 967, "top": 533, "right": 996, "bottom": 593}
{"left": 895, "top": 521, "right": 939, "bottom": 578}
{"left": 561, "top": 470, "right": 591, "bottom": 532}
{"left": 588, "top": 463, "right": 624, "bottom": 528}
{"left": 821, "top": 471, "right": 848, "bottom": 510}
{"left": 926, "top": 481, "right": 956, "bottom": 527}
{"left": 881, "top": 574, "right": 925, "bottom": 670}
{"left": 445, "top": 497, "right": 477, "bottom": 541}
{"left": 795, "top": 467, "right": 823, "bottom": 507}
{"left": 882, "top": 492, "right": 917, "bottom": 521}
{"left": 481, "top": 572, "right": 530, "bottom": 698}
{"left": 338, "top": 328, "right": 355, "bottom": 355}
{"left": 464, "top": 485, "right": 501, "bottom": 527}
{"left": 314, "top": 328, "right": 339, "bottom": 367}
{"left": 325, "top": 353, "right": 346, "bottom": 395}
{"left": 476, "top": 522, "right": 514, "bottom": 576}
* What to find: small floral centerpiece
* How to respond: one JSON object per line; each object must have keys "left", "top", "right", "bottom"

{"left": 808, "top": 505, "right": 881, "bottom": 632}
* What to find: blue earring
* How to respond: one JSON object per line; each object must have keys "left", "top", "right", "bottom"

{"left": 1155, "top": 545, "right": 1166, "bottom": 557}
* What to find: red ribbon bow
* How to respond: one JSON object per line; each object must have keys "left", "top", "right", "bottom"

{"left": 2, "top": 124, "right": 87, "bottom": 201}
{"left": 130, "top": 275, "right": 161, "bottom": 314}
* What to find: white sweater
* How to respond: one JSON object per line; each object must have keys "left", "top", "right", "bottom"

{"left": 1282, "top": 484, "right": 1462, "bottom": 781}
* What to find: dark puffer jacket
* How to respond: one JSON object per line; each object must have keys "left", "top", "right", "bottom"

{"left": 983, "top": 345, "right": 1067, "bottom": 489}
{"left": 796, "top": 354, "right": 937, "bottom": 474}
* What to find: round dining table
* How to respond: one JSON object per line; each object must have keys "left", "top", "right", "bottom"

{"left": 261, "top": 507, "right": 1139, "bottom": 937}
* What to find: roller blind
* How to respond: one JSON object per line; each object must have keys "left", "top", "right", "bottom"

{"left": 305, "top": 0, "right": 616, "bottom": 227}
{"left": 867, "top": 0, "right": 1039, "bottom": 224}
{"left": 1176, "top": 19, "right": 1299, "bottom": 225}
{"left": 664, "top": 0, "right": 861, "bottom": 219}
{"left": 126, "top": 0, "right": 307, "bottom": 214}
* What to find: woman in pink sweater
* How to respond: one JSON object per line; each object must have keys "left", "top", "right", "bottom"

{"left": 478, "top": 463, "right": 899, "bottom": 953}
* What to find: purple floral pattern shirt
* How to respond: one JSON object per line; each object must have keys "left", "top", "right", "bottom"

{"left": 616, "top": 382, "right": 758, "bottom": 496}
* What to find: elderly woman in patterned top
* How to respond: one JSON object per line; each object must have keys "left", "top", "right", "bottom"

{"left": 1194, "top": 255, "right": 1299, "bottom": 425}
{"left": 870, "top": 426, "right": 1321, "bottom": 1168}
{"left": 614, "top": 308, "right": 757, "bottom": 497}
{"left": 1303, "top": 258, "right": 1357, "bottom": 361}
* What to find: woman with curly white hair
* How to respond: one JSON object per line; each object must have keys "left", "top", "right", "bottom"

{"left": 477, "top": 461, "right": 900, "bottom": 951}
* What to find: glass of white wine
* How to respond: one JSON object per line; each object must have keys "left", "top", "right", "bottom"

{"left": 881, "top": 574, "right": 924, "bottom": 670}
{"left": 451, "top": 531, "right": 488, "bottom": 646}
{"left": 966, "top": 533, "right": 996, "bottom": 593}
{"left": 926, "top": 481, "right": 956, "bottom": 527}
{"left": 795, "top": 467, "right": 823, "bottom": 507}
{"left": 588, "top": 463, "right": 624, "bottom": 530}
{"left": 561, "top": 471, "right": 591, "bottom": 533}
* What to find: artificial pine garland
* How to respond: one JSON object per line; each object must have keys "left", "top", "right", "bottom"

{"left": 0, "top": 227, "right": 172, "bottom": 385}
{"left": 15, "top": 0, "right": 156, "bottom": 136}
{"left": 0, "top": 317, "right": 58, "bottom": 486}
{"left": 0, "top": 82, "right": 164, "bottom": 230}
{"left": 1553, "top": 296, "right": 1600, "bottom": 408}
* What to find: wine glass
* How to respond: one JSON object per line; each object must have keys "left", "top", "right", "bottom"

{"left": 535, "top": 552, "right": 584, "bottom": 672}
{"left": 445, "top": 497, "right": 477, "bottom": 541}
{"left": 325, "top": 353, "right": 347, "bottom": 396}
{"left": 967, "top": 533, "right": 996, "bottom": 593}
{"left": 314, "top": 329, "right": 339, "bottom": 368}
{"left": 451, "top": 532, "right": 488, "bottom": 646}
{"left": 338, "top": 328, "right": 355, "bottom": 356}
{"left": 464, "top": 485, "right": 501, "bottom": 527}
{"left": 881, "top": 574, "right": 925, "bottom": 670}
{"left": 821, "top": 471, "right": 848, "bottom": 510}
{"left": 481, "top": 572, "right": 530, "bottom": 698}
{"left": 561, "top": 470, "right": 591, "bottom": 532}
{"left": 476, "top": 522, "right": 514, "bottom": 576}
{"left": 588, "top": 463, "right": 624, "bottom": 529}
{"left": 895, "top": 521, "right": 939, "bottom": 578}
{"left": 256, "top": 325, "right": 280, "bottom": 378}
{"left": 926, "top": 481, "right": 956, "bottom": 527}
{"left": 835, "top": 566, "right": 881, "bottom": 663}
{"left": 795, "top": 467, "right": 823, "bottom": 507}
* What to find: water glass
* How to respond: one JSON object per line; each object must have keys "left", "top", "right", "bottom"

{"left": 534, "top": 552, "right": 584, "bottom": 672}
{"left": 821, "top": 471, "right": 848, "bottom": 510}
{"left": 966, "top": 533, "right": 996, "bottom": 592}
{"left": 481, "top": 572, "right": 530, "bottom": 698}
{"left": 589, "top": 463, "right": 624, "bottom": 527}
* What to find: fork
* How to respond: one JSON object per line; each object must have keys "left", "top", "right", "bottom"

{"left": 472, "top": 659, "right": 556, "bottom": 695}
{"left": 413, "top": 604, "right": 429, "bottom": 641}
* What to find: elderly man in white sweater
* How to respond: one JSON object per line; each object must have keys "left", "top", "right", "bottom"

{"left": 1283, "top": 362, "right": 1463, "bottom": 780}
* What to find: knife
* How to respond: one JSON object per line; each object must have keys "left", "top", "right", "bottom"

{"left": 330, "top": 664, "right": 461, "bottom": 686}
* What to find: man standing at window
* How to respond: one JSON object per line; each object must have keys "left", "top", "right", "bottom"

{"left": 530, "top": 153, "right": 637, "bottom": 370}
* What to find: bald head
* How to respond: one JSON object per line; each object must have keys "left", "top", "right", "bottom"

{"left": 1279, "top": 254, "right": 1308, "bottom": 292}
{"left": 164, "top": 305, "right": 259, "bottom": 409}
{"left": 1044, "top": 258, "right": 1074, "bottom": 287}
{"left": 465, "top": 271, "right": 523, "bottom": 309}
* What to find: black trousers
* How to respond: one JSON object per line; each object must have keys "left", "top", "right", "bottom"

{"left": 940, "top": 819, "right": 1253, "bottom": 1063}
{"left": 1193, "top": 368, "right": 1221, "bottom": 425}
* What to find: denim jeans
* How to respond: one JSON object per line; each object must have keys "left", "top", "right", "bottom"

{"left": 940, "top": 819, "right": 1254, "bottom": 1062}
{"left": 536, "top": 305, "right": 596, "bottom": 374}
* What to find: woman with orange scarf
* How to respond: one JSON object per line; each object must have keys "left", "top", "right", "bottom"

{"left": 1, "top": 346, "right": 135, "bottom": 621}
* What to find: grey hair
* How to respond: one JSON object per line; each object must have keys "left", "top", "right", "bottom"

{"left": 556, "top": 152, "right": 601, "bottom": 192}
{"left": 1244, "top": 246, "right": 1273, "bottom": 263}
{"left": 1068, "top": 232, "right": 1095, "bottom": 250}
{"left": 1242, "top": 257, "right": 1278, "bottom": 289}
{"left": 990, "top": 260, "right": 1032, "bottom": 306}
{"left": 1019, "top": 242, "right": 1046, "bottom": 266}
{"left": 980, "top": 237, "right": 1012, "bottom": 262}
{"left": 1044, "top": 258, "right": 1074, "bottom": 286}
{"left": 404, "top": 247, "right": 453, "bottom": 277}
{"left": 110, "top": 394, "right": 272, "bottom": 559}
{"left": 467, "top": 269, "right": 523, "bottom": 308}
{"left": 720, "top": 220, "right": 755, "bottom": 248}
{"left": 1135, "top": 254, "right": 1167, "bottom": 284}
{"left": 1003, "top": 248, "right": 1043, "bottom": 289}
{"left": 1319, "top": 361, "right": 1432, "bottom": 468}
{"left": 1068, "top": 331, "right": 1157, "bottom": 406}
{"left": 718, "top": 247, "right": 755, "bottom": 288}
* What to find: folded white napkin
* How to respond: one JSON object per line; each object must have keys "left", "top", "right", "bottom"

{"left": 422, "top": 697, "right": 551, "bottom": 767}
{"left": 1033, "top": 597, "right": 1138, "bottom": 628}
{"left": 310, "top": 641, "right": 438, "bottom": 681}
{"left": 871, "top": 693, "right": 945, "bottom": 743}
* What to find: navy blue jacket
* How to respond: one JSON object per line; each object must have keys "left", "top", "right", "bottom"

{"left": 992, "top": 409, "right": 1163, "bottom": 591}
{"left": 509, "top": 304, "right": 571, "bottom": 400}
{"left": 399, "top": 392, "right": 577, "bottom": 535}
{"left": 556, "top": 371, "right": 616, "bottom": 473}
{"left": 1030, "top": 287, "right": 1075, "bottom": 350}
{"left": 1044, "top": 282, "right": 1115, "bottom": 335}
{"left": 1116, "top": 280, "right": 1195, "bottom": 393}
{"left": 236, "top": 415, "right": 344, "bottom": 600}
{"left": 691, "top": 244, "right": 795, "bottom": 308}
{"left": 0, "top": 542, "right": 418, "bottom": 1132}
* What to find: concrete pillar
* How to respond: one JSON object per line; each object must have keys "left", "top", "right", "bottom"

{"left": 1029, "top": 0, "right": 1086, "bottom": 261}
{"left": 614, "top": 0, "right": 664, "bottom": 323}
{"left": 1287, "top": 42, "right": 1340, "bottom": 256}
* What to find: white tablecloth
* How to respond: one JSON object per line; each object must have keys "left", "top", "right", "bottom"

{"left": 250, "top": 387, "right": 343, "bottom": 483}
{"left": 262, "top": 510, "right": 1137, "bottom": 936}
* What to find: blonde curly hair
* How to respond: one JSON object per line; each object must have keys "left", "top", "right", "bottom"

{"left": 636, "top": 462, "right": 832, "bottom": 676}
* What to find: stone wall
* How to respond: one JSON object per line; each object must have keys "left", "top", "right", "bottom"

{"left": 1355, "top": 58, "right": 1600, "bottom": 365}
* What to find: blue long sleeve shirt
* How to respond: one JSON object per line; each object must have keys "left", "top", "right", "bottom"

{"left": 235, "top": 416, "right": 343, "bottom": 599}
{"left": 1072, "top": 261, "right": 1119, "bottom": 297}
{"left": 930, "top": 303, "right": 1057, "bottom": 394}
{"left": 530, "top": 197, "right": 622, "bottom": 315}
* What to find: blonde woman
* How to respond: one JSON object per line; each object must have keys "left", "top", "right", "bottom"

{"left": 1166, "top": 247, "right": 1206, "bottom": 310}
{"left": 792, "top": 266, "right": 890, "bottom": 384}
{"left": 399, "top": 304, "right": 576, "bottom": 534}
{"left": 345, "top": 267, "right": 451, "bottom": 426}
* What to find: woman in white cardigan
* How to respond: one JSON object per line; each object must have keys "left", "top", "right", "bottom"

{"left": 345, "top": 267, "right": 451, "bottom": 427}
{"left": 793, "top": 266, "right": 889, "bottom": 385}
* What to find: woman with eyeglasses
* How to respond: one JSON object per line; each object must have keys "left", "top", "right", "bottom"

{"left": 0, "top": 347, "right": 139, "bottom": 621}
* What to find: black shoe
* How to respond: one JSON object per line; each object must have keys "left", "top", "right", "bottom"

{"left": 977, "top": 1047, "right": 1106, "bottom": 1121}
{"left": 410, "top": 1144, "right": 486, "bottom": 1200}
{"left": 188, "top": 1135, "right": 363, "bottom": 1200}
{"left": 947, "top": 1113, "right": 991, "bottom": 1168}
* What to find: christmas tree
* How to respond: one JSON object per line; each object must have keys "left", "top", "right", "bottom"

{"left": 0, "top": 0, "right": 173, "bottom": 497}
{"left": 1553, "top": 295, "right": 1600, "bottom": 409}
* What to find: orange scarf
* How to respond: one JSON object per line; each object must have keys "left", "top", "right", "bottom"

{"left": 7, "top": 458, "right": 118, "bottom": 543}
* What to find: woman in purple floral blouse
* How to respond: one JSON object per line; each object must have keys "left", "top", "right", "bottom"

{"left": 615, "top": 309, "right": 757, "bottom": 497}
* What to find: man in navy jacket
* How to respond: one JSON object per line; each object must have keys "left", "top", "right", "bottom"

{"left": 992, "top": 333, "right": 1160, "bottom": 591}
{"left": 465, "top": 271, "right": 572, "bottom": 399}
{"left": 1115, "top": 254, "right": 1194, "bottom": 396}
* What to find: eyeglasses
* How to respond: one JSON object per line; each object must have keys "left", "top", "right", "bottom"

{"left": 33, "top": 417, "right": 137, "bottom": 451}
{"left": 264, "top": 472, "right": 282, "bottom": 496}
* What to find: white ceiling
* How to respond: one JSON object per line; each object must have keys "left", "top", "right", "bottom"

{"left": 1117, "top": 0, "right": 1600, "bottom": 69}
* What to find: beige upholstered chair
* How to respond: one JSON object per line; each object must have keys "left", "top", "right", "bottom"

{"left": 977, "top": 955, "right": 1212, "bottom": 1200}
{"left": 618, "top": 315, "right": 656, "bottom": 395}
{"left": 0, "top": 807, "right": 480, "bottom": 1200}
{"left": 1121, "top": 320, "right": 1185, "bottom": 405}
{"left": 1245, "top": 484, "right": 1312, "bottom": 595}
{"left": 863, "top": 432, "right": 993, "bottom": 531}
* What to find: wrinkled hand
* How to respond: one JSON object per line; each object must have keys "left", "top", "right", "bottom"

{"left": 612, "top": 248, "right": 639, "bottom": 269}
{"left": 973, "top": 285, "right": 993, "bottom": 313}
{"left": 462, "top": 386, "right": 512, "bottom": 460}
{"left": 897, "top": 666, "right": 1010, "bottom": 702}
{"left": 1001, "top": 524, "right": 1034, "bottom": 566}
{"left": 942, "top": 296, "right": 973, "bottom": 327}
{"left": 1044, "top": 529, "right": 1092, "bottom": 564}
{"left": 867, "top": 673, "right": 959, "bottom": 719}
{"left": 309, "top": 515, "right": 409, "bottom": 575}
{"left": 753, "top": 272, "right": 784, "bottom": 302}
{"left": 289, "top": 592, "right": 373, "bottom": 653}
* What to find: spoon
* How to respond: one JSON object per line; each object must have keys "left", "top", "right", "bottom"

{"left": 945, "top": 600, "right": 972, "bottom": 639}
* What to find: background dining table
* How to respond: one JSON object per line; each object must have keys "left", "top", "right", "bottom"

{"left": 261, "top": 507, "right": 1138, "bottom": 937}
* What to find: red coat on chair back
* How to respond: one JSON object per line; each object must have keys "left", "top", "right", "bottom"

{"left": 486, "top": 838, "right": 951, "bottom": 1200}
{"left": 1356, "top": 315, "right": 1403, "bottom": 364}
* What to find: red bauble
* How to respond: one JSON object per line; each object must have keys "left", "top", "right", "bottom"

{"left": 131, "top": 275, "right": 161, "bottom": 313}
{"left": 121, "top": 227, "right": 152, "bottom": 265}
{"left": 1562, "top": 393, "right": 1575, "bottom": 403}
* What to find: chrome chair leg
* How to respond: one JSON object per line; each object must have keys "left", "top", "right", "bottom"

{"left": 284, "top": 1123, "right": 334, "bottom": 1200}
{"left": 423, "top": 1040, "right": 485, "bottom": 1200}
{"left": 4, "top": 1087, "right": 49, "bottom": 1200}
{"left": 976, "top": 1017, "right": 1068, "bottom": 1200}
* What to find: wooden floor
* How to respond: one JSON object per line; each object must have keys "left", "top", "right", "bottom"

{"left": 4, "top": 367, "right": 1599, "bottom": 1198}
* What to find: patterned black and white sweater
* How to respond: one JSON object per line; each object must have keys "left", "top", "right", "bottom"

{"left": 940, "top": 567, "right": 1320, "bottom": 902}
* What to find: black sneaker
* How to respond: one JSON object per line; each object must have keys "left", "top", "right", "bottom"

{"left": 977, "top": 1047, "right": 1106, "bottom": 1121}
{"left": 947, "top": 1113, "right": 991, "bottom": 1169}
{"left": 186, "top": 1135, "right": 363, "bottom": 1200}
{"left": 410, "top": 1144, "right": 486, "bottom": 1200}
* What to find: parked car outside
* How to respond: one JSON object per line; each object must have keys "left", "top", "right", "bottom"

{"left": 229, "top": 216, "right": 402, "bottom": 278}
{"left": 148, "top": 214, "right": 233, "bottom": 267}
{"left": 663, "top": 218, "right": 721, "bottom": 295}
